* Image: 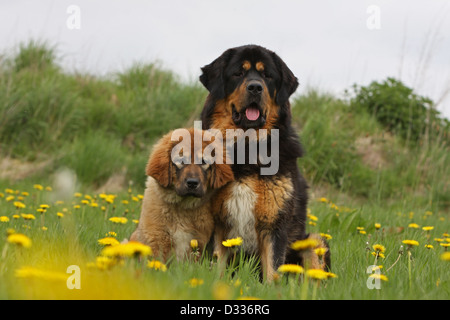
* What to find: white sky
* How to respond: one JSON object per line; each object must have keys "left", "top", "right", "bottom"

{"left": 1, "top": 0, "right": 449, "bottom": 118}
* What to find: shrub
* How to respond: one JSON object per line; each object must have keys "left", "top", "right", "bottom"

{"left": 350, "top": 78, "right": 449, "bottom": 145}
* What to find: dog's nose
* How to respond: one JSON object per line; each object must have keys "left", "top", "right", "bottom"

{"left": 186, "top": 178, "right": 200, "bottom": 190}
{"left": 247, "top": 81, "right": 263, "bottom": 95}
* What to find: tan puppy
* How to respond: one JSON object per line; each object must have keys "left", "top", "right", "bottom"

{"left": 130, "top": 128, "right": 233, "bottom": 261}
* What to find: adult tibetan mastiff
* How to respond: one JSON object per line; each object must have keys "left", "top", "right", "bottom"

{"left": 199, "top": 45, "right": 330, "bottom": 280}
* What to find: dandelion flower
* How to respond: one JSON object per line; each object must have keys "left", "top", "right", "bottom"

{"left": 33, "top": 184, "right": 44, "bottom": 191}
{"left": 440, "top": 252, "right": 450, "bottom": 261}
{"left": 374, "top": 223, "right": 381, "bottom": 230}
{"left": 187, "top": 278, "right": 204, "bottom": 288}
{"left": 424, "top": 244, "right": 434, "bottom": 249}
{"left": 15, "top": 266, "right": 67, "bottom": 281}
{"left": 408, "top": 223, "right": 420, "bottom": 229}
{"left": 290, "top": 238, "right": 319, "bottom": 251}
{"left": 277, "top": 264, "right": 304, "bottom": 274}
{"left": 0, "top": 216, "right": 10, "bottom": 222}
{"left": 7, "top": 233, "right": 32, "bottom": 248}
{"left": 98, "top": 237, "right": 120, "bottom": 246}
{"left": 222, "top": 237, "right": 243, "bottom": 248}
{"left": 13, "top": 201, "right": 26, "bottom": 209}
{"left": 190, "top": 239, "right": 199, "bottom": 250}
{"left": 320, "top": 233, "right": 332, "bottom": 240}
{"left": 422, "top": 226, "right": 434, "bottom": 232}
{"left": 101, "top": 241, "right": 152, "bottom": 258}
{"left": 315, "top": 247, "right": 328, "bottom": 257}
{"left": 402, "top": 240, "right": 419, "bottom": 247}
{"left": 371, "top": 251, "right": 385, "bottom": 259}
{"left": 21, "top": 213, "right": 36, "bottom": 220}
{"left": 56, "top": 212, "right": 64, "bottom": 218}
{"left": 147, "top": 260, "right": 167, "bottom": 272}
{"left": 306, "top": 269, "right": 330, "bottom": 280}
{"left": 109, "top": 217, "right": 128, "bottom": 224}
{"left": 372, "top": 244, "right": 386, "bottom": 253}
{"left": 369, "top": 274, "right": 388, "bottom": 282}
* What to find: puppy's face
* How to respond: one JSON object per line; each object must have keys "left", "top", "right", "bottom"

{"left": 200, "top": 45, "right": 299, "bottom": 130}
{"left": 171, "top": 148, "right": 212, "bottom": 198}
{"left": 146, "top": 128, "right": 234, "bottom": 198}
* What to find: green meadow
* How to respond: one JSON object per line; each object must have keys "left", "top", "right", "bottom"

{"left": 0, "top": 41, "right": 449, "bottom": 300}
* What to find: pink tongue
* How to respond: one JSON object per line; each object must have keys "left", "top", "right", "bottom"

{"left": 245, "top": 107, "right": 260, "bottom": 121}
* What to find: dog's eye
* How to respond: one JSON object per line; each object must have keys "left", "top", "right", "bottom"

{"left": 263, "top": 72, "right": 272, "bottom": 79}
{"left": 233, "top": 70, "right": 244, "bottom": 78}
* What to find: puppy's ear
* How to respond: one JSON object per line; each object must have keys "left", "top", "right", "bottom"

{"left": 146, "top": 135, "right": 172, "bottom": 188}
{"left": 271, "top": 51, "right": 299, "bottom": 107}
{"left": 199, "top": 48, "right": 235, "bottom": 100}
{"left": 211, "top": 163, "right": 234, "bottom": 189}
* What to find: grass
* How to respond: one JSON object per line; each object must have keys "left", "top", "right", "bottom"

{"left": 0, "top": 41, "right": 449, "bottom": 300}
{"left": 0, "top": 186, "right": 448, "bottom": 300}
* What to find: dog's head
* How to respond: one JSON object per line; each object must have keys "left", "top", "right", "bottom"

{"left": 146, "top": 128, "right": 234, "bottom": 198}
{"left": 200, "top": 45, "right": 299, "bottom": 130}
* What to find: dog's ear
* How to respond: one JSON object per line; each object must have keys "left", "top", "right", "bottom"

{"left": 199, "top": 48, "right": 235, "bottom": 100}
{"left": 271, "top": 51, "right": 299, "bottom": 107}
{"left": 146, "top": 135, "right": 173, "bottom": 188}
{"left": 211, "top": 163, "right": 234, "bottom": 189}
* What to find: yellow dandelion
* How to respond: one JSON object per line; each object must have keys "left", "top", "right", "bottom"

{"left": 15, "top": 266, "right": 67, "bottom": 282}
{"left": 277, "top": 264, "right": 304, "bottom": 274}
{"left": 87, "top": 256, "right": 117, "bottom": 270}
{"left": 440, "top": 243, "right": 450, "bottom": 248}
{"left": 81, "top": 200, "right": 90, "bottom": 205}
{"left": 222, "top": 237, "right": 243, "bottom": 248}
{"left": 372, "top": 244, "right": 386, "bottom": 253}
{"left": 190, "top": 239, "right": 199, "bottom": 250}
{"left": 5, "top": 195, "right": 14, "bottom": 202}
{"left": 290, "top": 238, "right": 319, "bottom": 251}
{"left": 187, "top": 278, "right": 204, "bottom": 288}
{"left": 147, "top": 260, "right": 167, "bottom": 272}
{"left": 319, "top": 197, "right": 328, "bottom": 203}
{"left": 56, "top": 212, "right": 64, "bottom": 218}
{"left": 359, "top": 230, "right": 367, "bottom": 235}
{"left": 408, "top": 223, "right": 420, "bottom": 229}
{"left": 13, "top": 201, "right": 26, "bottom": 209}
{"left": 320, "top": 233, "right": 332, "bottom": 240}
{"left": 21, "top": 213, "right": 36, "bottom": 220}
{"left": 33, "top": 184, "right": 44, "bottom": 191}
{"left": 98, "top": 237, "right": 120, "bottom": 246}
{"left": 422, "top": 226, "right": 434, "bottom": 232}
{"left": 307, "top": 213, "right": 318, "bottom": 222}
{"left": 375, "top": 223, "right": 381, "bottom": 230}
{"left": 7, "top": 233, "right": 32, "bottom": 248}
{"left": 371, "top": 251, "right": 385, "bottom": 259}
{"left": 109, "top": 217, "right": 128, "bottom": 224}
{"left": 39, "top": 204, "right": 50, "bottom": 209}
{"left": 132, "top": 219, "right": 139, "bottom": 224}
{"left": 402, "top": 240, "right": 419, "bottom": 247}
{"left": 424, "top": 244, "right": 434, "bottom": 249}
{"left": 315, "top": 247, "right": 328, "bottom": 257}
{"left": 440, "top": 252, "right": 450, "bottom": 261}
{"left": 369, "top": 274, "right": 388, "bottom": 282}
{"left": 0, "top": 216, "right": 10, "bottom": 222}
{"left": 306, "top": 269, "right": 331, "bottom": 280}
{"left": 101, "top": 241, "right": 152, "bottom": 258}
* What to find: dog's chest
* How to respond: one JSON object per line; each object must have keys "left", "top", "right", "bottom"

{"left": 224, "top": 181, "right": 259, "bottom": 254}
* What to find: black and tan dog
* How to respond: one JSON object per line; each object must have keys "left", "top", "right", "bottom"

{"left": 130, "top": 128, "right": 234, "bottom": 261}
{"left": 200, "top": 45, "right": 330, "bottom": 280}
